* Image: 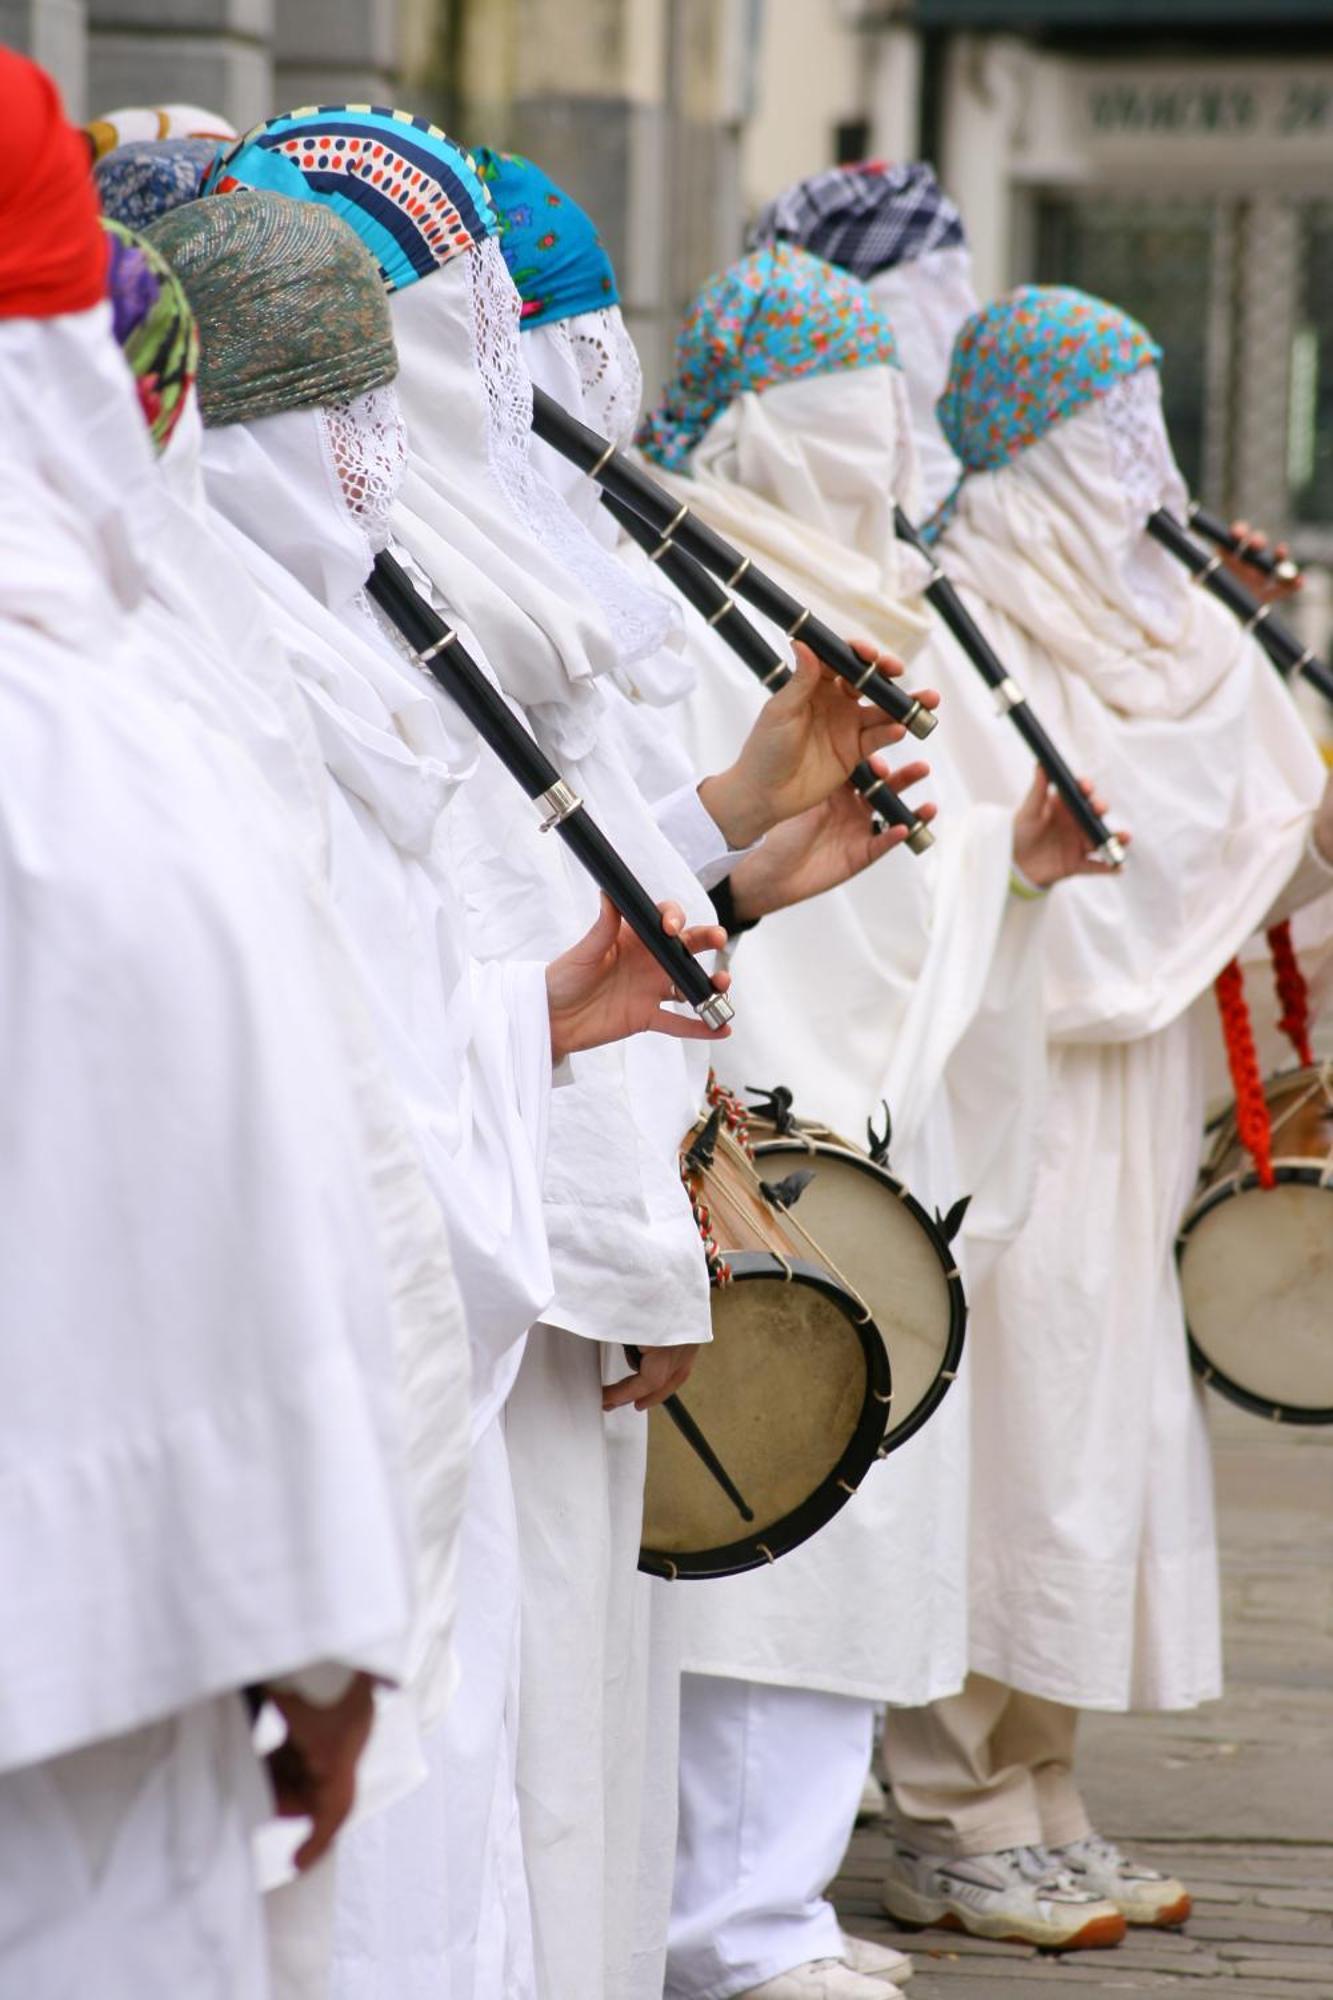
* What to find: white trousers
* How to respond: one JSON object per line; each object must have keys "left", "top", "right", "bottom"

{"left": 0, "top": 1695, "right": 269, "bottom": 2000}
{"left": 882, "top": 1672, "right": 1090, "bottom": 1857}
{"left": 506, "top": 1324, "right": 668, "bottom": 2000}
{"left": 667, "top": 1676, "right": 874, "bottom": 2000}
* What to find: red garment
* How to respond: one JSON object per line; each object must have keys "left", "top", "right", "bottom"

{"left": 0, "top": 51, "right": 108, "bottom": 320}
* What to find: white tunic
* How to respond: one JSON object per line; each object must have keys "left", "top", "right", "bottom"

{"left": 926, "top": 375, "right": 1333, "bottom": 1708}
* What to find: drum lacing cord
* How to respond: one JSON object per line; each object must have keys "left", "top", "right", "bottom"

{"left": 1215, "top": 959, "right": 1276, "bottom": 1189}
{"left": 1267, "top": 918, "right": 1315, "bottom": 1067}
{"left": 680, "top": 1160, "right": 733, "bottom": 1288}
{"left": 705, "top": 1070, "right": 755, "bottom": 1160}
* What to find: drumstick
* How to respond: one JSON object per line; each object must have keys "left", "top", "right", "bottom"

{"left": 625, "top": 1346, "right": 756, "bottom": 1523}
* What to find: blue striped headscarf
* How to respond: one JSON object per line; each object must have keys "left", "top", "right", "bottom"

{"left": 206, "top": 105, "right": 496, "bottom": 292}
{"left": 470, "top": 148, "right": 617, "bottom": 327}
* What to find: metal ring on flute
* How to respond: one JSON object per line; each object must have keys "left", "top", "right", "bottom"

{"left": 762, "top": 661, "right": 788, "bottom": 687}
{"left": 1244, "top": 603, "right": 1273, "bottom": 633}
{"left": 589, "top": 439, "right": 617, "bottom": 478}
{"left": 650, "top": 505, "right": 689, "bottom": 563}
{"left": 417, "top": 627, "right": 459, "bottom": 665}
{"left": 537, "top": 778, "right": 583, "bottom": 832}
{"left": 785, "top": 607, "right": 811, "bottom": 641}
{"left": 726, "top": 555, "right": 752, "bottom": 590}
{"left": 706, "top": 596, "right": 736, "bottom": 628}
{"left": 1192, "top": 554, "right": 1224, "bottom": 584}
{"left": 993, "top": 676, "right": 1027, "bottom": 713}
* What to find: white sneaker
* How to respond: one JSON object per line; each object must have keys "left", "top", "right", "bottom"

{"left": 881, "top": 1841, "right": 1126, "bottom": 1951}
{"left": 841, "top": 1931, "right": 913, "bottom": 1982}
{"left": 857, "top": 1769, "right": 887, "bottom": 1823}
{"left": 739, "top": 1959, "right": 902, "bottom": 2000}
{"left": 1047, "top": 1835, "right": 1191, "bottom": 1928}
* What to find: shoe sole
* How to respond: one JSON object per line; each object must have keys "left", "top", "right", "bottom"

{"left": 882, "top": 1886, "right": 1126, "bottom": 1953}
{"left": 1123, "top": 1891, "right": 1192, "bottom": 1930}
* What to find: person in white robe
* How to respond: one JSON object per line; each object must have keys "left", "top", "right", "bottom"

{"left": 206, "top": 115, "right": 937, "bottom": 2000}
{"left": 0, "top": 54, "right": 435, "bottom": 1996}
{"left": 149, "top": 182, "right": 736, "bottom": 2000}
{"left": 634, "top": 244, "right": 1126, "bottom": 1998}
{"left": 865, "top": 285, "right": 1333, "bottom": 1948}
{"left": 750, "top": 161, "right": 979, "bottom": 518}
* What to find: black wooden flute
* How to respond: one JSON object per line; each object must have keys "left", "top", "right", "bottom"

{"left": 529, "top": 386, "right": 936, "bottom": 741}
{"left": 367, "top": 550, "right": 734, "bottom": 1029}
{"left": 1186, "top": 501, "right": 1300, "bottom": 586}
{"left": 1146, "top": 509, "right": 1333, "bottom": 706}
{"left": 893, "top": 508, "right": 1125, "bottom": 868}
{"left": 601, "top": 488, "right": 933, "bottom": 855}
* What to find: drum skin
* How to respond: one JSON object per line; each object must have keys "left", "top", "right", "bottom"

{"left": 751, "top": 1137, "right": 967, "bottom": 1451}
{"left": 1178, "top": 1065, "right": 1333, "bottom": 1423}
{"left": 640, "top": 1111, "right": 893, "bottom": 1581}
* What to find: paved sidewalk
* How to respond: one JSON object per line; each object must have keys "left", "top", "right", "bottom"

{"left": 832, "top": 1400, "right": 1333, "bottom": 1995}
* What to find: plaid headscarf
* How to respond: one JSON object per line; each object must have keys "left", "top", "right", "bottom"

{"left": 102, "top": 218, "right": 199, "bottom": 453}
{"left": 471, "top": 147, "right": 617, "bottom": 326}
{"left": 146, "top": 190, "right": 397, "bottom": 428}
{"left": 748, "top": 161, "right": 965, "bottom": 282}
{"left": 638, "top": 244, "right": 899, "bottom": 472}
{"left": 938, "top": 285, "right": 1161, "bottom": 473}
{"left": 95, "top": 139, "right": 222, "bottom": 230}
{"left": 206, "top": 105, "right": 494, "bottom": 292}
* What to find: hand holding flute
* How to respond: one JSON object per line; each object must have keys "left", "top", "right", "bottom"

{"left": 696, "top": 639, "right": 938, "bottom": 852}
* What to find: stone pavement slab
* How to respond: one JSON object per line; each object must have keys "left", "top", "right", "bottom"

{"left": 832, "top": 1405, "right": 1333, "bottom": 1996}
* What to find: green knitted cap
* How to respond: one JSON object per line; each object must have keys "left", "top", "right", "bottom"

{"left": 146, "top": 188, "right": 397, "bottom": 427}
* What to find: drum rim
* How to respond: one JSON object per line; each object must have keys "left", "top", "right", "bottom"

{"left": 750, "top": 1135, "right": 968, "bottom": 1455}
{"left": 638, "top": 1251, "right": 894, "bottom": 1583}
{"left": 1177, "top": 1161, "right": 1333, "bottom": 1426}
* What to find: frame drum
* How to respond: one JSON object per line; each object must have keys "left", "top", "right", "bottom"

{"left": 751, "top": 1136, "right": 968, "bottom": 1452}
{"left": 1178, "top": 1064, "right": 1333, "bottom": 1423}
{"left": 640, "top": 1110, "right": 893, "bottom": 1581}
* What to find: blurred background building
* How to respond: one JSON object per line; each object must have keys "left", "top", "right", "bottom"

{"left": 12, "top": 0, "right": 1333, "bottom": 594}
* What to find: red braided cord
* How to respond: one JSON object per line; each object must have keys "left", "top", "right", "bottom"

{"left": 1214, "top": 958, "right": 1276, "bottom": 1189}
{"left": 1265, "top": 919, "right": 1315, "bottom": 1067}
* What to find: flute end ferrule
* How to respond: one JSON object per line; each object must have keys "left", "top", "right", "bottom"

{"left": 1276, "top": 559, "right": 1300, "bottom": 585}
{"left": 697, "top": 992, "right": 736, "bottom": 1031}
{"left": 536, "top": 779, "right": 582, "bottom": 832}
{"left": 906, "top": 819, "right": 936, "bottom": 855}
{"left": 1097, "top": 834, "right": 1128, "bottom": 870}
{"left": 905, "top": 699, "right": 938, "bottom": 740}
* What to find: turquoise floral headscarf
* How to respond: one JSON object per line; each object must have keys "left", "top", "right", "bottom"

{"left": 938, "top": 285, "right": 1161, "bottom": 473}
{"left": 638, "top": 244, "right": 900, "bottom": 473}
{"left": 471, "top": 147, "right": 617, "bottom": 326}
{"left": 205, "top": 106, "right": 495, "bottom": 292}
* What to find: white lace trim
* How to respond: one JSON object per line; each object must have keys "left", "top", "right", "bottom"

{"left": 1099, "top": 369, "right": 1189, "bottom": 630}
{"left": 467, "top": 236, "right": 674, "bottom": 668}
{"left": 563, "top": 307, "right": 644, "bottom": 448}
{"left": 1100, "top": 368, "right": 1182, "bottom": 520}
{"left": 321, "top": 384, "right": 409, "bottom": 556}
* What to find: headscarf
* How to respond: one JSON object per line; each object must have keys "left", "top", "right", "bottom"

{"left": 472, "top": 146, "right": 617, "bottom": 325}
{"left": 84, "top": 102, "right": 237, "bottom": 161}
{"left": 637, "top": 244, "right": 899, "bottom": 473}
{"left": 938, "top": 285, "right": 1160, "bottom": 476}
{"left": 749, "top": 159, "right": 965, "bottom": 280}
{"left": 0, "top": 51, "right": 108, "bottom": 319}
{"left": 148, "top": 190, "right": 397, "bottom": 427}
{"left": 102, "top": 219, "right": 198, "bottom": 454}
{"left": 748, "top": 160, "right": 976, "bottom": 513}
{"left": 210, "top": 105, "right": 671, "bottom": 700}
{"left": 95, "top": 137, "right": 222, "bottom": 228}
{"left": 207, "top": 106, "right": 493, "bottom": 289}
